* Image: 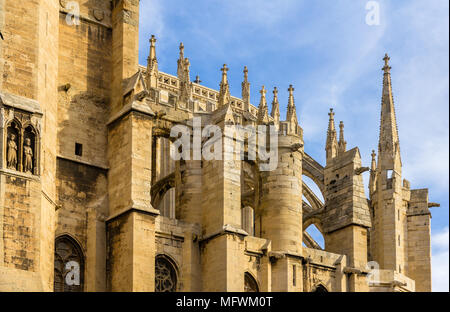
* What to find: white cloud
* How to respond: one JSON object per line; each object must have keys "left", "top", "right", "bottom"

{"left": 432, "top": 227, "right": 449, "bottom": 292}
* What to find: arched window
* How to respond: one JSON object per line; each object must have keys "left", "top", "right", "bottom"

{"left": 5, "top": 120, "right": 20, "bottom": 171}
{"left": 313, "top": 284, "right": 328, "bottom": 292}
{"left": 54, "top": 235, "right": 84, "bottom": 292}
{"left": 155, "top": 255, "right": 178, "bottom": 292}
{"left": 244, "top": 272, "right": 259, "bottom": 292}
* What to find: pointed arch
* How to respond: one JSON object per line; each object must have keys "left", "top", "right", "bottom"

{"left": 155, "top": 254, "right": 179, "bottom": 292}
{"left": 312, "top": 284, "right": 329, "bottom": 292}
{"left": 244, "top": 272, "right": 259, "bottom": 292}
{"left": 54, "top": 234, "right": 85, "bottom": 292}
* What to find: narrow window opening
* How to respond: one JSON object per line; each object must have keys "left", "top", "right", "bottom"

{"left": 75, "top": 143, "right": 83, "bottom": 156}
{"left": 293, "top": 265, "right": 297, "bottom": 286}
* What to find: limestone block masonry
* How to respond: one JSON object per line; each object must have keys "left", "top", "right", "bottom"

{"left": 0, "top": 0, "right": 436, "bottom": 292}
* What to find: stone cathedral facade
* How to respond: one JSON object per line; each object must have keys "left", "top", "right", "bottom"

{"left": 0, "top": 1, "right": 437, "bottom": 292}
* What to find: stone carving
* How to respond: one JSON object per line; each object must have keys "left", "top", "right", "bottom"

{"left": 3, "top": 110, "right": 39, "bottom": 174}
{"left": 93, "top": 9, "right": 104, "bottom": 22}
{"left": 7, "top": 133, "right": 17, "bottom": 170}
{"left": 54, "top": 235, "right": 84, "bottom": 292}
{"left": 155, "top": 256, "right": 177, "bottom": 292}
{"left": 290, "top": 143, "right": 304, "bottom": 152}
{"left": 23, "top": 138, "right": 33, "bottom": 173}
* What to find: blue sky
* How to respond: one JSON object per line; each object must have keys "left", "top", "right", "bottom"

{"left": 138, "top": 0, "right": 449, "bottom": 291}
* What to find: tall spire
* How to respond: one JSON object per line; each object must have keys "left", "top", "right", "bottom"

{"left": 271, "top": 87, "right": 280, "bottom": 126}
{"left": 286, "top": 84, "right": 298, "bottom": 122}
{"left": 369, "top": 150, "right": 377, "bottom": 196}
{"left": 286, "top": 84, "right": 299, "bottom": 135}
{"left": 146, "top": 35, "right": 158, "bottom": 88}
{"left": 218, "top": 64, "right": 231, "bottom": 107}
{"left": 257, "top": 86, "right": 269, "bottom": 124}
{"left": 377, "top": 53, "right": 401, "bottom": 171}
{"left": 177, "top": 42, "right": 185, "bottom": 79}
{"left": 338, "top": 121, "right": 347, "bottom": 154}
{"left": 325, "top": 108, "right": 338, "bottom": 163}
{"left": 242, "top": 66, "right": 251, "bottom": 111}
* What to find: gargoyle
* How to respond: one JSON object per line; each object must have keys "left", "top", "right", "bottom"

{"left": 155, "top": 111, "right": 167, "bottom": 119}
{"left": 355, "top": 167, "right": 370, "bottom": 175}
{"left": 290, "top": 143, "right": 303, "bottom": 152}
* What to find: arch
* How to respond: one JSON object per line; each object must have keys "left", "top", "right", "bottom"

{"left": 5, "top": 119, "right": 20, "bottom": 171}
{"left": 23, "top": 124, "right": 38, "bottom": 175}
{"left": 303, "top": 224, "right": 325, "bottom": 250}
{"left": 302, "top": 152, "right": 325, "bottom": 194}
{"left": 151, "top": 172, "right": 175, "bottom": 211}
{"left": 302, "top": 180, "right": 324, "bottom": 211}
{"left": 312, "top": 284, "right": 329, "bottom": 292}
{"left": 155, "top": 254, "right": 179, "bottom": 292}
{"left": 54, "top": 234, "right": 85, "bottom": 292}
{"left": 244, "top": 272, "right": 259, "bottom": 292}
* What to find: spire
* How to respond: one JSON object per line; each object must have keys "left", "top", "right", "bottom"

{"left": 338, "top": 121, "right": 347, "bottom": 154}
{"left": 325, "top": 108, "right": 338, "bottom": 163}
{"left": 286, "top": 84, "right": 298, "bottom": 122}
{"left": 271, "top": 87, "right": 280, "bottom": 126}
{"left": 257, "top": 86, "right": 269, "bottom": 124}
{"left": 146, "top": 35, "right": 158, "bottom": 88}
{"left": 369, "top": 150, "right": 377, "bottom": 195}
{"left": 218, "top": 64, "right": 231, "bottom": 107}
{"left": 179, "top": 58, "right": 192, "bottom": 104}
{"left": 371, "top": 150, "right": 377, "bottom": 171}
{"left": 242, "top": 66, "right": 251, "bottom": 111}
{"left": 377, "top": 53, "right": 401, "bottom": 172}
{"left": 285, "top": 84, "right": 299, "bottom": 135}
{"left": 177, "top": 42, "right": 185, "bottom": 79}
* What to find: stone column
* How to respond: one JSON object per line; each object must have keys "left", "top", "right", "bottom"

{"left": 258, "top": 133, "right": 303, "bottom": 291}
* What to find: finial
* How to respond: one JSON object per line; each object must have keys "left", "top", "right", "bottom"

{"left": 260, "top": 85, "right": 267, "bottom": 97}
{"left": 382, "top": 53, "right": 391, "bottom": 73}
{"left": 273, "top": 87, "right": 278, "bottom": 99}
{"left": 328, "top": 108, "right": 335, "bottom": 118}
{"left": 221, "top": 64, "right": 229, "bottom": 73}
{"left": 371, "top": 150, "right": 376, "bottom": 159}
{"left": 150, "top": 35, "right": 156, "bottom": 46}
{"left": 288, "top": 84, "right": 294, "bottom": 94}
{"left": 179, "top": 42, "right": 184, "bottom": 52}
{"left": 339, "top": 120, "right": 344, "bottom": 130}
{"left": 194, "top": 75, "right": 202, "bottom": 84}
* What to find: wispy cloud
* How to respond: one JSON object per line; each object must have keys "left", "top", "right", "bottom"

{"left": 137, "top": 0, "right": 449, "bottom": 290}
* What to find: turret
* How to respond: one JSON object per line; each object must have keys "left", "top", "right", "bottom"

{"left": 218, "top": 64, "right": 231, "bottom": 107}
{"left": 242, "top": 66, "right": 251, "bottom": 111}
{"left": 338, "top": 121, "right": 347, "bottom": 155}
{"left": 325, "top": 108, "right": 338, "bottom": 164}
{"left": 271, "top": 87, "right": 280, "bottom": 128}
{"left": 285, "top": 85, "right": 300, "bottom": 135}
{"left": 257, "top": 86, "right": 269, "bottom": 124}
{"left": 146, "top": 35, "right": 158, "bottom": 89}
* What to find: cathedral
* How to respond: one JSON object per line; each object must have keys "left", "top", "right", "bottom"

{"left": 0, "top": 0, "right": 437, "bottom": 292}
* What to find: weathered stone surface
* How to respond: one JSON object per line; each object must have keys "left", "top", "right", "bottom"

{"left": 0, "top": 2, "right": 433, "bottom": 293}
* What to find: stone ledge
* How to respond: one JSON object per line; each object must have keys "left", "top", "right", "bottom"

{"left": 0, "top": 168, "right": 40, "bottom": 181}
{"left": 106, "top": 204, "right": 160, "bottom": 223}
{"left": 199, "top": 224, "right": 248, "bottom": 243}
{"left": 0, "top": 92, "right": 42, "bottom": 115}
{"left": 107, "top": 101, "right": 155, "bottom": 126}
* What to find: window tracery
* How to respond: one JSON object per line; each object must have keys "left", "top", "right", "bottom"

{"left": 155, "top": 255, "right": 177, "bottom": 292}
